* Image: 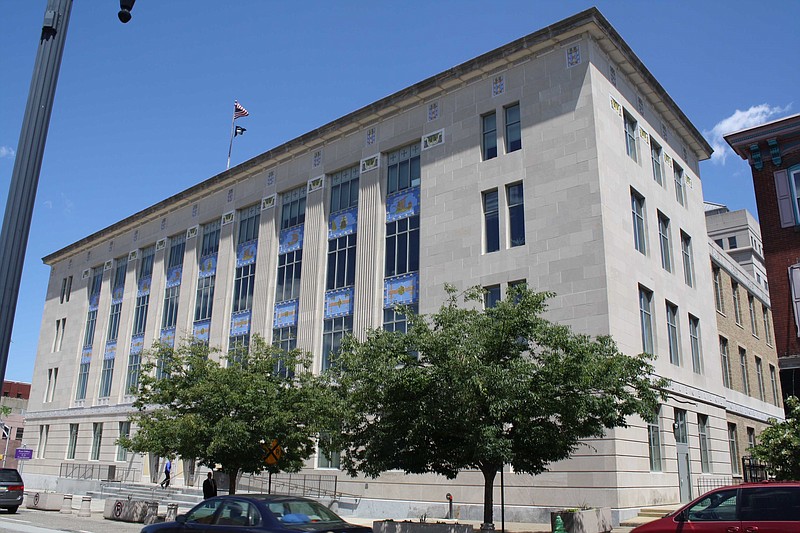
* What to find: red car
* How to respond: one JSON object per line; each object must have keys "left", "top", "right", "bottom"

{"left": 632, "top": 482, "right": 800, "bottom": 532}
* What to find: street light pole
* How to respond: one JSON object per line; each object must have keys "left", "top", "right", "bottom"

{"left": 0, "top": 0, "right": 73, "bottom": 388}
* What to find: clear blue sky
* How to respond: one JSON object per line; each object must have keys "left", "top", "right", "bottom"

{"left": 0, "top": 1, "right": 796, "bottom": 383}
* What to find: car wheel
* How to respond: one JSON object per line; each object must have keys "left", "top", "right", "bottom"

{"left": 6, "top": 506, "right": 18, "bottom": 514}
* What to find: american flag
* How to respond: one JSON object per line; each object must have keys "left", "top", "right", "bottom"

{"left": 233, "top": 100, "right": 249, "bottom": 119}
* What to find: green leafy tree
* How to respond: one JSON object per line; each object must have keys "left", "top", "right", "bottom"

{"left": 329, "top": 285, "right": 667, "bottom": 527}
{"left": 751, "top": 396, "right": 800, "bottom": 480}
{"left": 120, "top": 335, "right": 332, "bottom": 494}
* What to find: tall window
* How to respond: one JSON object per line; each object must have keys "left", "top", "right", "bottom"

{"left": 44, "top": 368, "right": 58, "bottom": 403}
{"left": 657, "top": 212, "right": 671, "bottom": 272}
{"left": 755, "top": 357, "right": 765, "bottom": 401}
{"left": 77, "top": 267, "right": 103, "bottom": 401}
{"left": 280, "top": 186, "right": 306, "bottom": 230}
{"left": 98, "top": 357, "right": 114, "bottom": 398}
{"left": 37, "top": 425, "right": 49, "bottom": 459}
{"left": 674, "top": 163, "right": 686, "bottom": 206}
{"left": 107, "top": 256, "right": 127, "bottom": 342}
{"left": 631, "top": 190, "right": 647, "bottom": 255}
{"left": 387, "top": 144, "right": 420, "bottom": 195}
{"left": 770, "top": 364, "right": 780, "bottom": 406}
{"left": 747, "top": 427, "right": 756, "bottom": 451}
{"left": 748, "top": 295, "right": 758, "bottom": 336}
{"left": 385, "top": 216, "right": 420, "bottom": 277}
{"left": 680, "top": 231, "right": 694, "bottom": 287}
{"left": 318, "top": 436, "right": 341, "bottom": 470}
{"left": 327, "top": 235, "right": 357, "bottom": 290}
{"left": 132, "top": 246, "right": 154, "bottom": 335}
{"left": 720, "top": 337, "right": 731, "bottom": 388}
{"left": 651, "top": 141, "right": 663, "bottom": 185}
{"left": 728, "top": 423, "right": 740, "bottom": 475}
{"left": 647, "top": 407, "right": 662, "bottom": 472}
{"left": 272, "top": 326, "right": 297, "bottom": 377}
{"left": 91, "top": 422, "right": 103, "bottom": 461}
{"left": 740, "top": 347, "right": 750, "bottom": 396}
{"left": 322, "top": 315, "right": 352, "bottom": 371}
{"left": 384, "top": 306, "right": 417, "bottom": 334}
{"left": 161, "top": 234, "right": 186, "bottom": 329}
{"left": 194, "top": 220, "right": 221, "bottom": 322}
{"left": 507, "top": 183, "right": 525, "bottom": 247}
{"left": 666, "top": 302, "right": 680, "bottom": 366}
{"left": 639, "top": 286, "right": 654, "bottom": 354}
{"left": 713, "top": 267, "right": 724, "bottom": 313}
{"left": 276, "top": 250, "right": 303, "bottom": 302}
{"left": 482, "top": 112, "right": 497, "bottom": 160}
{"left": 504, "top": 103, "right": 521, "bottom": 153}
{"left": 483, "top": 190, "right": 499, "bottom": 253}
{"left": 232, "top": 206, "right": 260, "bottom": 313}
{"left": 698, "top": 414, "right": 711, "bottom": 473}
{"left": 732, "top": 281, "right": 742, "bottom": 325}
{"left": 117, "top": 421, "right": 130, "bottom": 462}
{"left": 60, "top": 275, "right": 73, "bottom": 304}
{"left": 763, "top": 306, "right": 773, "bottom": 345}
{"left": 689, "top": 315, "right": 702, "bottom": 374}
{"left": 66, "top": 424, "right": 78, "bottom": 460}
{"left": 673, "top": 408, "right": 687, "bottom": 444}
{"left": 329, "top": 165, "right": 359, "bottom": 213}
{"left": 624, "top": 110, "right": 638, "bottom": 162}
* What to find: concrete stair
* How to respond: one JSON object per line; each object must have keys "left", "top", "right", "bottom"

{"left": 87, "top": 482, "right": 208, "bottom": 510}
{"left": 619, "top": 504, "right": 681, "bottom": 529}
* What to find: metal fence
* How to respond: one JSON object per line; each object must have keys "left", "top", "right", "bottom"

{"left": 234, "top": 473, "right": 338, "bottom": 498}
{"left": 742, "top": 456, "right": 771, "bottom": 482}
{"left": 696, "top": 476, "right": 737, "bottom": 494}
{"left": 59, "top": 462, "right": 139, "bottom": 482}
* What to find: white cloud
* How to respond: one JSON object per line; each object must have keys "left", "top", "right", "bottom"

{"left": 705, "top": 104, "right": 792, "bottom": 164}
{"left": 0, "top": 146, "right": 15, "bottom": 159}
{"left": 43, "top": 200, "right": 53, "bottom": 209}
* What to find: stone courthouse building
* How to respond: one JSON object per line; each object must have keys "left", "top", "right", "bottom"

{"left": 23, "top": 8, "right": 783, "bottom": 523}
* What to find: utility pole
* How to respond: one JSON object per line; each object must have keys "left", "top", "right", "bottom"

{"left": 0, "top": 0, "right": 73, "bottom": 387}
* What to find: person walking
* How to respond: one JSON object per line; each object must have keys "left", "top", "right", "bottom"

{"left": 160, "top": 457, "right": 172, "bottom": 488}
{"left": 203, "top": 471, "right": 218, "bottom": 499}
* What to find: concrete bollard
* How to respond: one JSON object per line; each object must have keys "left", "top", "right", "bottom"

{"left": 166, "top": 503, "right": 178, "bottom": 522}
{"left": 77, "top": 496, "right": 92, "bottom": 517}
{"left": 143, "top": 501, "right": 159, "bottom": 525}
{"left": 60, "top": 494, "right": 73, "bottom": 514}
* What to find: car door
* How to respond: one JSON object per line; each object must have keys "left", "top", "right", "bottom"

{"left": 739, "top": 486, "right": 800, "bottom": 533}
{"left": 678, "top": 488, "right": 740, "bottom": 532}
{"left": 206, "top": 498, "right": 262, "bottom": 532}
{"left": 165, "top": 498, "right": 224, "bottom": 533}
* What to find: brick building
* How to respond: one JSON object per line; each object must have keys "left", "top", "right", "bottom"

{"left": 0, "top": 381, "right": 30, "bottom": 469}
{"left": 726, "top": 113, "right": 800, "bottom": 399}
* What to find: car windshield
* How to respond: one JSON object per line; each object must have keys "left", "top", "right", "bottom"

{"left": 263, "top": 499, "right": 345, "bottom": 527}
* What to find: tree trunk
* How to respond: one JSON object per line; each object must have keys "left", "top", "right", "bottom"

{"left": 227, "top": 467, "right": 239, "bottom": 495}
{"left": 479, "top": 464, "right": 498, "bottom": 529}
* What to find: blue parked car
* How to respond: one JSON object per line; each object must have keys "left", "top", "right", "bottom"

{"left": 141, "top": 494, "right": 372, "bottom": 533}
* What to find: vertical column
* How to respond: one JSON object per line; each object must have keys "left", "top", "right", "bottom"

{"left": 353, "top": 164, "right": 385, "bottom": 337}
{"left": 251, "top": 199, "right": 277, "bottom": 341}
{"left": 297, "top": 181, "right": 327, "bottom": 357}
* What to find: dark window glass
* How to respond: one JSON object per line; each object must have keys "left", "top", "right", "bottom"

{"left": 482, "top": 113, "right": 497, "bottom": 160}
{"left": 505, "top": 104, "right": 521, "bottom": 153}
{"left": 483, "top": 190, "right": 499, "bottom": 253}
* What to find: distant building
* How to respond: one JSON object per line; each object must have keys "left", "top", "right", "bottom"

{"left": 726, "top": 114, "right": 800, "bottom": 400}
{"left": 0, "top": 381, "right": 30, "bottom": 470}
{"left": 705, "top": 203, "right": 768, "bottom": 291}
{"left": 24, "top": 7, "right": 780, "bottom": 522}
{"left": 704, "top": 205, "right": 782, "bottom": 476}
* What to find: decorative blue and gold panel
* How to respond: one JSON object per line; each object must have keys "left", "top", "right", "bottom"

{"left": 104, "top": 341, "right": 117, "bottom": 360}
{"left": 89, "top": 293, "right": 100, "bottom": 311}
{"left": 386, "top": 187, "right": 420, "bottom": 223}
{"left": 81, "top": 346, "right": 92, "bottom": 365}
{"left": 198, "top": 254, "right": 217, "bottom": 279}
{"left": 193, "top": 320, "right": 210, "bottom": 342}
{"left": 329, "top": 208, "right": 358, "bottom": 240}
{"left": 230, "top": 310, "right": 251, "bottom": 337}
{"left": 130, "top": 334, "right": 144, "bottom": 355}
{"left": 384, "top": 273, "right": 419, "bottom": 308}
{"left": 236, "top": 240, "right": 257, "bottom": 267}
{"left": 112, "top": 286, "right": 124, "bottom": 305}
{"left": 324, "top": 288, "right": 354, "bottom": 319}
{"left": 165, "top": 266, "right": 182, "bottom": 288}
{"left": 160, "top": 327, "right": 176, "bottom": 348}
{"left": 279, "top": 226, "right": 304, "bottom": 254}
{"left": 137, "top": 276, "right": 151, "bottom": 297}
{"left": 274, "top": 300, "right": 299, "bottom": 328}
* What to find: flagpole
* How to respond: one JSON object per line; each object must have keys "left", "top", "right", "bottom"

{"left": 226, "top": 105, "right": 236, "bottom": 170}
